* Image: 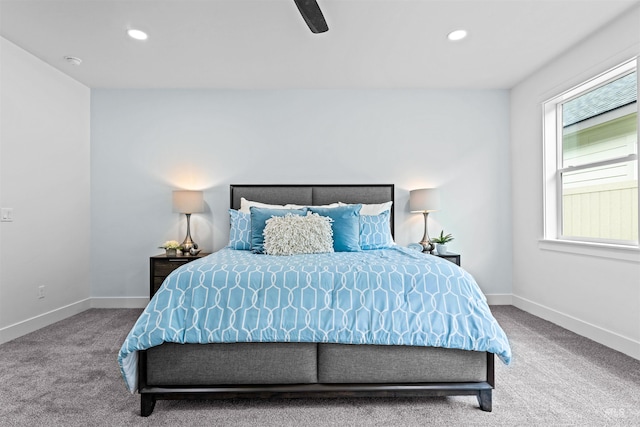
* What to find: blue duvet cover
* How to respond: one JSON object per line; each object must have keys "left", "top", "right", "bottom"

{"left": 119, "top": 247, "right": 511, "bottom": 392}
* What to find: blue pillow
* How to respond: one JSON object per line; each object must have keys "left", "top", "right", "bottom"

{"left": 250, "top": 207, "right": 307, "bottom": 254}
{"left": 227, "top": 209, "right": 251, "bottom": 250}
{"left": 308, "top": 204, "right": 362, "bottom": 252}
{"left": 360, "top": 210, "right": 394, "bottom": 250}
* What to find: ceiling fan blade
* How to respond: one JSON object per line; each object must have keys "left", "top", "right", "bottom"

{"left": 294, "top": 0, "right": 329, "bottom": 33}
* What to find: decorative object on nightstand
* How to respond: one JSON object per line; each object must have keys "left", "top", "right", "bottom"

{"left": 431, "top": 230, "right": 454, "bottom": 255}
{"left": 407, "top": 243, "right": 424, "bottom": 252}
{"left": 409, "top": 188, "right": 440, "bottom": 254}
{"left": 172, "top": 190, "right": 204, "bottom": 253}
{"left": 149, "top": 251, "right": 210, "bottom": 297}
{"left": 158, "top": 240, "right": 183, "bottom": 257}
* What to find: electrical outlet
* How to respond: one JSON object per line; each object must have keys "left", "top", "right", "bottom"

{"left": 38, "top": 285, "right": 45, "bottom": 299}
{"left": 1, "top": 208, "right": 13, "bottom": 222}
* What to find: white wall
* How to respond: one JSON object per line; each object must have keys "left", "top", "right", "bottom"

{"left": 510, "top": 6, "right": 640, "bottom": 359}
{"left": 0, "top": 38, "right": 91, "bottom": 342}
{"left": 90, "top": 89, "right": 512, "bottom": 302}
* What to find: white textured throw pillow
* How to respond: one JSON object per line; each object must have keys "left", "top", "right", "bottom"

{"left": 263, "top": 212, "right": 334, "bottom": 256}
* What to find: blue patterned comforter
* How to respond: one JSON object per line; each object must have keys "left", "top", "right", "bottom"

{"left": 119, "top": 247, "right": 511, "bottom": 392}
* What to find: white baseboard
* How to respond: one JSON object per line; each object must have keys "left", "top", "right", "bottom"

{"left": 90, "top": 297, "right": 149, "bottom": 309}
{"left": 485, "top": 293, "right": 513, "bottom": 305}
{"left": 512, "top": 295, "right": 640, "bottom": 361}
{"left": 0, "top": 297, "right": 147, "bottom": 345}
{"left": 0, "top": 298, "right": 91, "bottom": 345}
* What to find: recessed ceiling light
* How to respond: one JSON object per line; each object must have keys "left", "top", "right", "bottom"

{"left": 447, "top": 29, "right": 468, "bottom": 41}
{"left": 63, "top": 56, "right": 82, "bottom": 66}
{"left": 127, "top": 29, "right": 148, "bottom": 40}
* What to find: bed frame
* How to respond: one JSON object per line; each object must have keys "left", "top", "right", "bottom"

{"left": 137, "top": 184, "right": 495, "bottom": 416}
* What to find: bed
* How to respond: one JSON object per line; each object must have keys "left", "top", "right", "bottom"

{"left": 118, "top": 184, "right": 511, "bottom": 416}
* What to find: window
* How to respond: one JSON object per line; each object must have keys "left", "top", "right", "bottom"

{"left": 543, "top": 59, "right": 639, "bottom": 247}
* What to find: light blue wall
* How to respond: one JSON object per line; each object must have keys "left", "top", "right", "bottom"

{"left": 90, "top": 89, "right": 512, "bottom": 299}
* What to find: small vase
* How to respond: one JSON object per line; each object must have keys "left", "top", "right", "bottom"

{"left": 165, "top": 248, "right": 177, "bottom": 257}
{"left": 436, "top": 244, "right": 448, "bottom": 255}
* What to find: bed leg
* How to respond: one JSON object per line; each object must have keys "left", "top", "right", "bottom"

{"left": 140, "top": 394, "right": 156, "bottom": 417}
{"left": 477, "top": 389, "right": 492, "bottom": 412}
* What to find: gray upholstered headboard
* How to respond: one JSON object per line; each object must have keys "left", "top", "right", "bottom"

{"left": 230, "top": 184, "right": 395, "bottom": 236}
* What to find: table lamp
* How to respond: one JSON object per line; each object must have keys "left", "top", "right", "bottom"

{"left": 172, "top": 190, "right": 204, "bottom": 252}
{"left": 409, "top": 188, "right": 440, "bottom": 253}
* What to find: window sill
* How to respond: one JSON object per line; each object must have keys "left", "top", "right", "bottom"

{"left": 538, "top": 239, "right": 640, "bottom": 263}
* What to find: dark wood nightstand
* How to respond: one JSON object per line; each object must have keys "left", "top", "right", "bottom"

{"left": 435, "top": 252, "right": 461, "bottom": 266}
{"left": 149, "top": 252, "right": 210, "bottom": 297}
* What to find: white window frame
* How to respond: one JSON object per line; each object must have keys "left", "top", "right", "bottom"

{"left": 542, "top": 58, "right": 640, "bottom": 258}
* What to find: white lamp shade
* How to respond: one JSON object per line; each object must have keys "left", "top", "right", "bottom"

{"left": 172, "top": 190, "right": 204, "bottom": 214}
{"left": 409, "top": 188, "right": 440, "bottom": 212}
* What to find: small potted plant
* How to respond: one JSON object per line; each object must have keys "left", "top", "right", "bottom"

{"left": 431, "top": 231, "right": 454, "bottom": 255}
{"left": 159, "top": 240, "right": 183, "bottom": 257}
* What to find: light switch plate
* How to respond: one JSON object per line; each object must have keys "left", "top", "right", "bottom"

{"left": 1, "top": 208, "right": 14, "bottom": 222}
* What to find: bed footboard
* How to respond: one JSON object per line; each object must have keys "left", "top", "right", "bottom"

{"left": 137, "top": 350, "right": 495, "bottom": 416}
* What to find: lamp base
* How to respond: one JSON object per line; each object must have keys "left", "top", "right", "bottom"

{"left": 181, "top": 238, "right": 198, "bottom": 253}
{"left": 181, "top": 213, "right": 198, "bottom": 253}
{"left": 419, "top": 239, "right": 435, "bottom": 254}
{"left": 419, "top": 211, "right": 435, "bottom": 254}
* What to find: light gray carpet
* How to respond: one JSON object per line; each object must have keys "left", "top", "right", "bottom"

{"left": 1, "top": 306, "right": 639, "bottom": 426}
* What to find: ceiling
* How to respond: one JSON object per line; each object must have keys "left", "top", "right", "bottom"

{"left": 1, "top": 0, "right": 638, "bottom": 89}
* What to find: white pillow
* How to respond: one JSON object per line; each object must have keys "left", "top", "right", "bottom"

{"left": 339, "top": 201, "right": 393, "bottom": 216}
{"left": 239, "top": 197, "right": 289, "bottom": 213}
{"left": 263, "top": 212, "right": 334, "bottom": 256}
